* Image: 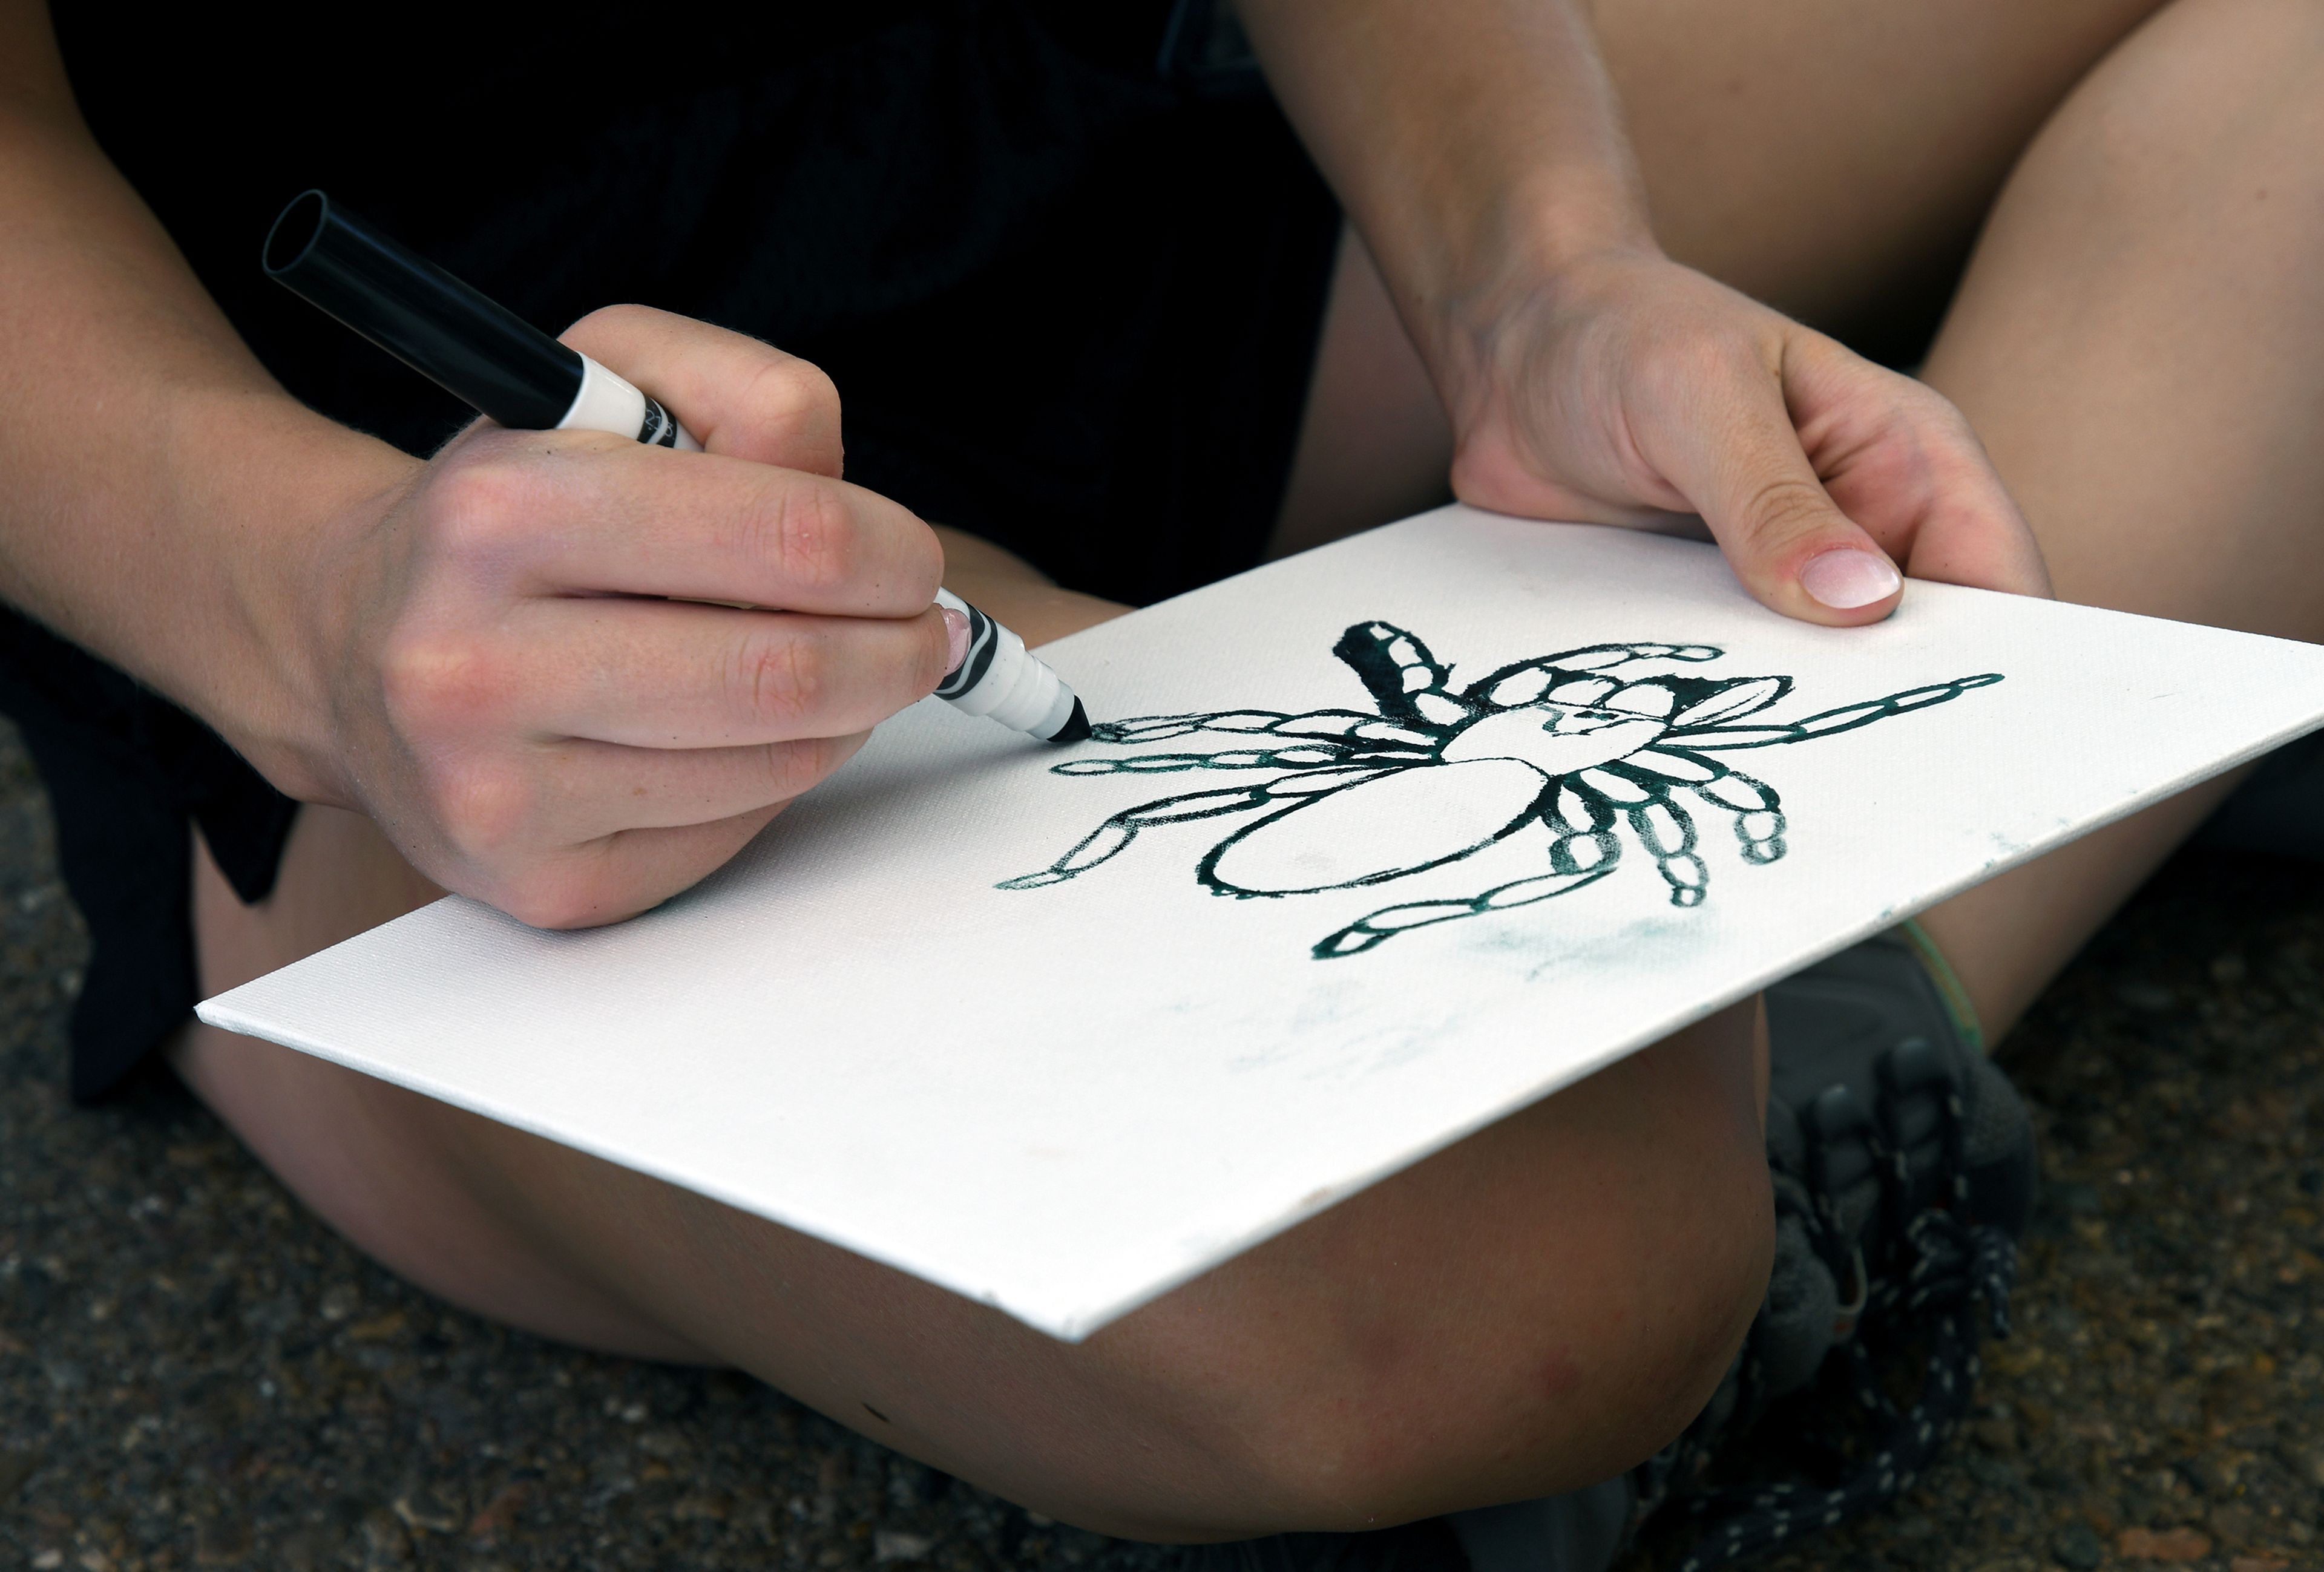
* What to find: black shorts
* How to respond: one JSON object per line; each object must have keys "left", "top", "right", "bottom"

{"left": 10, "top": 1, "right": 1340, "bottom": 1100}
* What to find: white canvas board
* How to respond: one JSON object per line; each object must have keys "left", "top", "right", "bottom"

{"left": 200, "top": 508, "right": 2324, "bottom": 1340}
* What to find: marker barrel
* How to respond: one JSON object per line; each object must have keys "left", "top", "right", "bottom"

{"left": 264, "top": 191, "right": 582, "bottom": 430}
{"left": 263, "top": 191, "right": 699, "bottom": 450}
{"left": 934, "top": 591, "right": 1082, "bottom": 741}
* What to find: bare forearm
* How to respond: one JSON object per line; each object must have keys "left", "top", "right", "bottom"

{"left": 1236, "top": 0, "right": 1655, "bottom": 375}
{"left": 930, "top": 527, "right": 1128, "bottom": 647}
{"left": 1235, "top": 0, "right": 2046, "bottom": 629}
{"left": 0, "top": 13, "right": 413, "bottom": 787}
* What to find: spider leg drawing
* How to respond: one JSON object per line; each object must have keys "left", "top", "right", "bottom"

{"left": 1000, "top": 621, "right": 2002, "bottom": 958}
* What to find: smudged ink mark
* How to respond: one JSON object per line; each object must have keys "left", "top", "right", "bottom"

{"left": 1002, "top": 623, "right": 2001, "bottom": 958}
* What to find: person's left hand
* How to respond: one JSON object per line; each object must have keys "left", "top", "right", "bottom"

{"left": 1438, "top": 246, "right": 2053, "bottom": 622}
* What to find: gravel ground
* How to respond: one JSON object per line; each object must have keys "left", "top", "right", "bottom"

{"left": 2, "top": 715, "right": 2318, "bottom": 1572}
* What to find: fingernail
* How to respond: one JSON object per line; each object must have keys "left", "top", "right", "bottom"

{"left": 941, "top": 606, "right": 971, "bottom": 672}
{"left": 1800, "top": 549, "right": 1902, "bottom": 611}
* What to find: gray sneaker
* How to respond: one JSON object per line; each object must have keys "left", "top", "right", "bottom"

{"left": 1633, "top": 923, "right": 2035, "bottom": 1568}
{"left": 1768, "top": 923, "right": 2037, "bottom": 1261}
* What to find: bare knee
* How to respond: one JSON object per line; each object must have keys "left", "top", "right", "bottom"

{"left": 169, "top": 1023, "right": 708, "bottom": 1361}
{"left": 1092, "top": 1002, "right": 1774, "bottom": 1540}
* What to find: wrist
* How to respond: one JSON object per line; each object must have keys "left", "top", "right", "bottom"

{"left": 1414, "top": 178, "right": 1664, "bottom": 414}
{"left": 166, "top": 391, "right": 420, "bottom": 807}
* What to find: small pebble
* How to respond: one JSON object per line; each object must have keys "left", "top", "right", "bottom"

{"left": 2116, "top": 1525, "right": 2213, "bottom": 1562}
{"left": 465, "top": 1479, "right": 534, "bottom": 1539}
{"left": 393, "top": 1485, "right": 461, "bottom": 1534}
{"left": 874, "top": 1528, "right": 934, "bottom": 1564}
{"left": 2051, "top": 1521, "right": 2105, "bottom": 1570}
{"left": 2209, "top": 1502, "right": 2256, "bottom": 1545}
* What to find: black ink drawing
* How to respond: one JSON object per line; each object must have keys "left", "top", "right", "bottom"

{"left": 1000, "top": 623, "right": 2002, "bottom": 958}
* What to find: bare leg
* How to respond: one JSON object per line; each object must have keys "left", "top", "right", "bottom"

{"left": 1909, "top": 0, "right": 2324, "bottom": 1037}
{"left": 175, "top": 809, "right": 1770, "bottom": 1538}
{"left": 1597, "top": 0, "right": 2176, "bottom": 335}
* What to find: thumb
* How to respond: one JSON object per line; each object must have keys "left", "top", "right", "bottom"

{"left": 1646, "top": 355, "right": 1901, "bottom": 625}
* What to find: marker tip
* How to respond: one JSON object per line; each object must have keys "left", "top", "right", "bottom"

{"left": 1051, "top": 697, "right": 1092, "bottom": 745}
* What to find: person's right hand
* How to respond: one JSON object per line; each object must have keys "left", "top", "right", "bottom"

{"left": 274, "top": 307, "right": 958, "bottom": 929}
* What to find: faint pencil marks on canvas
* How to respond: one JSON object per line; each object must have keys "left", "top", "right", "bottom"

{"left": 1000, "top": 623, "right": 2003, "bottom": 958}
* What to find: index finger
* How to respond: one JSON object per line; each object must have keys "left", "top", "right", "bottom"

{"left": 461, "top": 430, "right": 944, "bottom": 618}
{"left": 1848, "top": 400, "right": 2054, "bottom": 601}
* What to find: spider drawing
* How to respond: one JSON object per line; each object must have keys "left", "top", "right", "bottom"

{"left": 998, "top": 621, "right": 2003, "bottom": 959}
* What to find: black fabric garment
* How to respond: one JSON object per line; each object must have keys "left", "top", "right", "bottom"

{"left": 10, "top": 0, "right": 1340, "bottom": 1098}
{"left": 0, "top": 615, "right": 299, "bottom": 1102}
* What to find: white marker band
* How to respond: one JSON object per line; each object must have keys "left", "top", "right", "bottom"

{"left": 933, "top": 588, "right": 1079, "bottom": 739}
{"left": 561, "top": 354, "right": 703, "bottom": 451}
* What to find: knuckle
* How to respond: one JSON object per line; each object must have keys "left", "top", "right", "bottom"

{"left": 428, "top": 457, "right": 540, "bottom": 565}
{"left": 752, "top": 479, "right": 858, "bottom": 598}
{"left": 761, "top": 735, "right": 839, "bottom": 800}
{"left": 744, "top": 355, "right": 841, "bottom": 437}
{"left": 1736, "top": 474, "right": 1837, "bottom": 541}
{"left": 905, "top": 524, "right": 946, "bottom": 604}
{"left": 732, "top": 631, "right": 826, "bottom": 730}
{"left": 1921, "top": 387, "right": 1985, "bottom": 450}
{"left": 432, "top": 758, "right": 538, "bottom": 858}
{"left": 379, "top": 632, "right": 505, "bottom": 732}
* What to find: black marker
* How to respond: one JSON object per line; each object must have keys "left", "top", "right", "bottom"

{"left": 262, "top": 190, "right": 1091, "bottom": 745}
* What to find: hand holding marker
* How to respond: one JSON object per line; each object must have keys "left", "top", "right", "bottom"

{"left": 261, "top": 191, "right": 1089, "bottom": 745}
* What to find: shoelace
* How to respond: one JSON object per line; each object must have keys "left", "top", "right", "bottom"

{"left": 1667, "top": 1213, "right": 2017, "bottom": 1568}
{"left": 1650, "top": 1066, "right": 2021, "bottom": 1570}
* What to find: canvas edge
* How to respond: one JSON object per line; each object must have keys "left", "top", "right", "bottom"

{"left": 190, "top": 523, "right": 2324, "bottom": 1344}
